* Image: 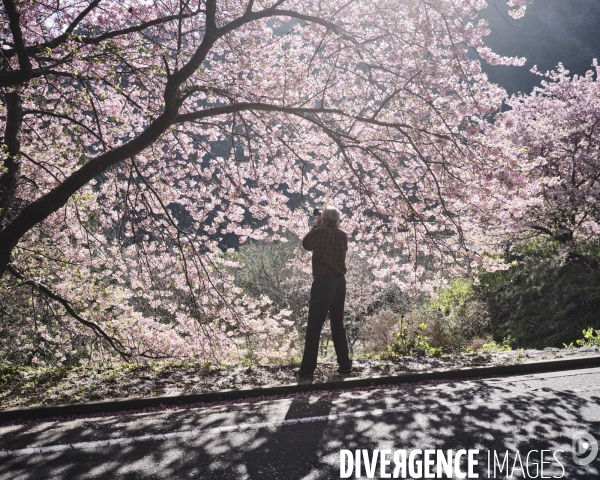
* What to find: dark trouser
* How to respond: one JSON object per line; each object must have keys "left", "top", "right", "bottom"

{"left": 300, "top": 276, "right": 352, "bottom": 374}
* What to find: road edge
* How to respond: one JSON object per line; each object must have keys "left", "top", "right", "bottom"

{"left": 3, "top": 354, "right": 600, "bottom": 422}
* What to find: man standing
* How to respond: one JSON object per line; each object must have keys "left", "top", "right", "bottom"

{"left": 298, "top": 205, "right": 352, "bottom": 379}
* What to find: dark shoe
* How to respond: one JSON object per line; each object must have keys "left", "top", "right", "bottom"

{"left": 295, "top": 368, "right": 314, "bottom": 380}
{"left": 337, "top": 366, "right": 352, "bottom": 374}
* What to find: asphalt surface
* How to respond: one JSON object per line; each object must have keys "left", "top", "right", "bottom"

{"left": 1, "top": 367, "right": 599, "bottom": 479}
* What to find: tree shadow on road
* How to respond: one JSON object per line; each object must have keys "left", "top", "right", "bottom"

{"left": 1, "top": 376, "right": 599, "bottom": 479}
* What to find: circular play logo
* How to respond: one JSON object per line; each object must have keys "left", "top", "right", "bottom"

{"left": 572, "top": 431, "right": 598, "bottom": 466}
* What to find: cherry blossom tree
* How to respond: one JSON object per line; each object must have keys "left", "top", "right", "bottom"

{"left": 466, "top": 61, "right": 600, "bottom": 258}
{"left": 0, "top": 0, "right": 531, "bottom": 365}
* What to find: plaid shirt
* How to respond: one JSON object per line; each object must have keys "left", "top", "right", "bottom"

{"left": 302, "top": 225, "right": 348, "bottom": 277}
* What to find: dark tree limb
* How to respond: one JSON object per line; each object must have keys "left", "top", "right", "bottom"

{"left": 0, "top": 91, "right": 23, "bottom": 226}
{"left": 0, "top": 4, "right": 206, "bottom": 87}
{"left": 6, "top": 264, "right": 132, "bottom": 362}
{"left": 2, "top": 2, "right": 203, "bottom": 57}
{"left": 175, "top": 102, "right": 343, "bottom": 122}
{"left": 2, "top": 0, "right": 32, "bottom": 75}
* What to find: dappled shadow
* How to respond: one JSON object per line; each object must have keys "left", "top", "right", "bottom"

{"left": 1, "top": 373, "right": 600, "bottom": 479}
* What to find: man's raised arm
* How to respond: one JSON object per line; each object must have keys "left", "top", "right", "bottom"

{"left": 302, "top": 227, "right": 320, "bottom": 251}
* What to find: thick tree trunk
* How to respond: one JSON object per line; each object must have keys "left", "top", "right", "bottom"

{"left": 0, "top": 92, "right": 24, "bottom": 276}
{"left": 0, "top": 91, "right": 23, "bottom": 224}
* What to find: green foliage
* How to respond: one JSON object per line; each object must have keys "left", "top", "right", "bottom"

{"left": 240, "top": 350, "right": 260, "bottom": 367}
{"left": 578, "top": 327, "right": 600, "bottom": 347}
{"left": 360, "top": 309, "right": 406, "bottom": 354}
{"left": 480, "top": 338, "right": 512, "bottom": 353}
{"left": 475, "top": 252, "right": 600, "bottom": 348}
{"left": 233, "top": 238, "right": 309, "bottom": 318}
{"left": 398, "top": 279, "right": 491, "bottom": 354}
{"left": 563, "top": 327, "right": 600, "bottom": 349}
{"left": 383, "top": 316, "right": 442, "bottom": 358}
{"left": 513, "top": 237, "right": 560, "bottom": 260}
{"left": 372, "top": 243, "right": 600, "bottom": 356}
{"left": 0, "top": 364, "right": 24, "bottom": 389}
{"left": 430, "top": 278, "right": 473, "bottom": 315}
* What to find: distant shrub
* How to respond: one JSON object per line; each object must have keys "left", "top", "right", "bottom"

{"left": 392, "top": 279, "right": 492, "bottom": 354}
{"left": 359, "top": 309, "right": 402, "bottom": 354}
{"left": 468, "top": 337, "right": 487, "bottom": 352}
{"left": 383, "top": 316, "right": 442, "bottom": 358}
{"left": 480, "top": 338, "right": 512, "bottom": 353}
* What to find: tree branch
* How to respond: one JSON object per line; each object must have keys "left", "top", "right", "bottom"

{"left": 217, "top": 7, "right": 357, "bottom": 44}
{"left": 7, "top": 264, "right": 132, "bottom": 361}
{"left": 23, "top": 109, "right": 106, "bottom": 145}
{"left": 2, "top": 0, "right": 32, "bottom": 76}
{"left": 175, "top": 102, "right": 343, "bottom": 123}
{"left": 6, "top": 3, "right": 204, "bottom": 56}
{"left": 0, "top": 5, "right": 206, "bottom": 87}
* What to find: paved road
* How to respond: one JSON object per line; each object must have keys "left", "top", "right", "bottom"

{"left": 1, "top": 367, "right": 599, "bottom": 479}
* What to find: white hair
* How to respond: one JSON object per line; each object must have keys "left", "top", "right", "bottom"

{"left": 322, "top": 205, "right": 341, "bottom": 225}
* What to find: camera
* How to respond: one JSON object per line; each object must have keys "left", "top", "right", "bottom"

{"left": 313, "top": 208, "right": 321, "bottom": 217}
